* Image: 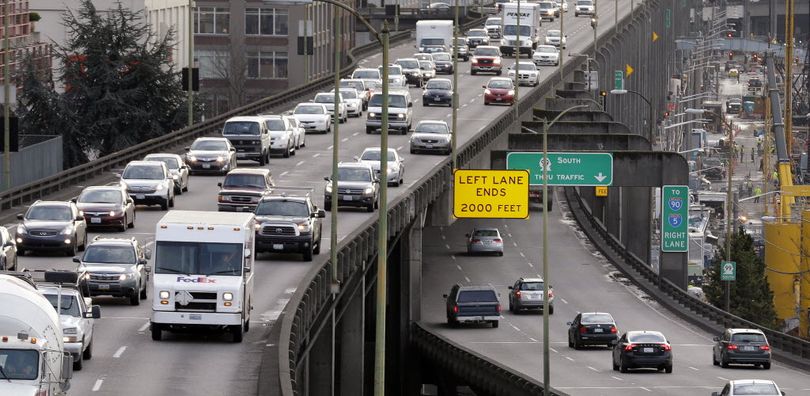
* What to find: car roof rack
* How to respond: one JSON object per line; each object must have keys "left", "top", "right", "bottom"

{"left": 263, "top": 186, "right": 313, "bottom": 198}
{"left": 91, "top": 235, "right": 137, "bottom": 243}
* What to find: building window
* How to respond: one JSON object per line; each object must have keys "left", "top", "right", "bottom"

{"left": 195, "top": 7, "right": 229, "bottom": 34}
{"left": 245, "top": 8, "right": 288, "bottom": 36}
{"left": 246, "top": 51, "right": 287, "bottom": 79}
{"left": 197, "top": 49, "right": 231, "bottom": 79}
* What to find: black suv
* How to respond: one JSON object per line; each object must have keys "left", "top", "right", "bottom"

{"left": 254, "top": 190, "right": 326, "bottom": 261}
{"left": 712, "top": 328, "right": 771, "bottom": 369}
{"left": 74, "top": 236, "right": 151, "bottom": 305}
{"left": 217, "top": 168, "right": 274, "bottom": 212}
{"left": 16, "top": 200, "right": 88, "bottom": 256}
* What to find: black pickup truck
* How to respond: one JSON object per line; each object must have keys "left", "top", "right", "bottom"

{"left": 444, "top": 284, "right": 501, "bottom": 328}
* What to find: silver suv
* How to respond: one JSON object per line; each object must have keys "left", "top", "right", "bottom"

{"left": 366, "top": 89, "right": 413, "bottom": 135}
{"left": 75, "top": 236, "right": 151, "bottom": 306}
{"left": 120, "top": 160, "right": 175, "bottom": 210}
{"left": 324, "top": 162, "right": 379, "bottom": 212}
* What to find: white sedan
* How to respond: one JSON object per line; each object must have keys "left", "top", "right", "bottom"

{"left": 292, "top": 103, "right": 331, "bottom": 134}
{"left": 544, "top": 29, "right": 566, "bottom": 48}
{"left": 357, "top": 147, "right": 405, "bottom": 187}
{"left": 331, "top": 88, "right": 364, "bottom": 117}
{"left": 314, "top": 92, "right": 348, "bottom": 123}
{"left": 533, "top": 45, "right": 560, "bottom": 66}
{"left": 507, "top": 61, "right": 540, "bottom": 86}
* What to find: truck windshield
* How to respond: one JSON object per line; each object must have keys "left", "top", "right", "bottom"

{"left": 420, "top": 38, "right": 445, "bottom": 46}
{"left": 503, "top": 25, "right": 531, "bottom": 36}
{"left": 368, "top": 94, "right": 408, "bottom": 108}
{"left": 44, "top": 294, "right": 81, "bottom": 317}
{"left": 0, "top": 349, "right": 39, "bottom": 380}
{"left": 155, "top": 241, "right": 243, "bottom": 276}
{"left": 255, "top": 200, "right": 309, "bottom": 217}
{"left": 223, "top": 121, "right": 260, "bottom": 136}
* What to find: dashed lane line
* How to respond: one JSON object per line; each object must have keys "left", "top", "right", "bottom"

{"left": 113, "top": 346, "right": 127, "bottom": 358}
{"left": 92, "top": 379, "right": 104, "bottom": 392}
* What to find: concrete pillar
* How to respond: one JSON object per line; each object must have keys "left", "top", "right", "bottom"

{"left": 308, "top": 312, "right": 335, "bottom": 395}
{"left": 338, "top": 283, "right": 365, "bottom": 396}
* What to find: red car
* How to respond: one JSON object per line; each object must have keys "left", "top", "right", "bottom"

{"left": 471, "top": 45, "right": 503, "bottom": 75}
{"left": 483, "top": 77, "right": 515, "bottom": 105}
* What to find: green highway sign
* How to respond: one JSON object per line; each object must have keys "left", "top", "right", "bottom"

{"left": 661, "top": 185, "right": 689, "bottom": 252}
{"left": 506, "top": 152, "right": 613, "bottom": 186}
{"left": 665, "top": 9, "right": 671, "bottom": 29}
{"left": 721, "top": 261, "right": 736, "bottom": 281}
{"left": 614, "top": 70, "right": 624, "bottom": 91}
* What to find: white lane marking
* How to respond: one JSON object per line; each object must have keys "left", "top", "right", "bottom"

{"left": 519, "top": 252, "right": 525, "bottom": 258}
{"left": 92, "top": 379, "right": 104, "bottom": 392}
{"left": 639, "top": 387, "right": 652, "bottom": 392}
{"left": 313, "top": 153, "right": 321, "bottom": 158}
{"left": 445, "top": 244, "right": 451, "bottom": 250}
{"left": 295, "top": 161, "right": 305, "bottom": 167}
{"left": 441, "top": 235, "right": 446, "bottom": 240}
{"left": 469, "top": 98, "right": 476, "bottom": 103}
{"left": 611, "top": 376, "right": 623, "bottom": 381}
{"left": 445, "top": 114, "right": 452, "bottom": 118}
{"left": 397, "top": 146, "right": 403, "bottom": 151}
{"left": 529, "top": 338, "right": 538, "bottom": 342}
{"left": 512, "top": 242, "right": 518, "bottom": 247}
{"left": 464, "top": 276, "right": 471, "bottom": 283}
{"left": 717, "top": 377, "right": 729, "bottom": 381}
{"left": 280, "top": 171, "right": 289, "bottom": 177}
{"left": 456, "top": 265, "right": 463, "bottom": 271}
{"left": 450, "top": 255, "right": 456, "bottom": 260}
{"left": 113, "top": 346, "right": 127, "bottom": 358}
{"left": 560, "top": 298, "right": 569, "bottom": 304}
{"left": 461, "top": 104, "right": 468, "bottom": 108}
{"left": 352, "top": 132, "right": 359, "bottom": 136}
{"left": 509, "top": 323, "right": 521, "bottom": 332}
{"left": 284, "top": 288, "right": 296, "bottom": 294}
{"left": 689, "top": 366, "right": 699, "bottom": 371}
{"left": 549, "top": 347, "right": 558, "bottom": 353}
{"left": 587, "top": 366, "right": 599, "bottom": 372}
{"left": 327, "top": 145, "right": 333, "bottom": 150}
{"left": 527, "top": 263, "right": 533, "bottom": 268}
{"left": 137, "top": 322, "right": 149, "bottom": 332}
{"left": 565, "top": 356, "right": 574, "bottom": 361}
{"left": 341, "top": 137, "right": 349, "bottom": 142}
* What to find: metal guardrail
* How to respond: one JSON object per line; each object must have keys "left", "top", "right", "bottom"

{"left": 0, "top": 30, "right": 413, "bottom": 211}
{"left": 411, "top": 323, "right": 568, "bottom": 395}
{"left": 563, "top": 187, "right": 810, "bottom": 370}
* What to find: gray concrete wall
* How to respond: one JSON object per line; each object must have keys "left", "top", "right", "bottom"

{"left": 0, "top": 136, "right": 63, "bottom": 192}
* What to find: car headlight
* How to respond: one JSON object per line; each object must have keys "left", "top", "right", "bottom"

{"left": 159, "top": 290, "right": 170, "bottom": 299}
{"left": 119, "top": 273, "right": 133, "bottom": 280}
{"left": 155, "top": 183, "right": 165, "bottom": 191}
{"left": 16, "top": 225, "right": 27, "bottom": 235}
{"left": 223, "top": 292, "right": 234, "bottom": 301}
{"left": 187, "top": 155, "right": 197, "bottom": 162}
{"left": 109, "top": 210, "right": 122, "bottom": 216}
{"left": 364, "top": 186, "right": 375, "bottom": 195}
{"left": 508, "top": 90, "right": 515, "bottom": 96}
{"left": 470, "top": 57, "right": 477, "bottom": 63}
{"left": 297, "top": 222, "right": 311, "bottom": 233}
{"left": 369, "top": 112, "right": 376, "bottom": 118}
{"left": 484, "top": 89, "right": 492, "bottom": 95}
{"left": 60, "top": 225, "right": 74, "bottom": 235}
{"left": 325, "top": 183, "right": 333, "bottom": 193}
{"left": 397, "top": 113, "right": 405, "bottom": 119}
{"left": 216, "top": 156, "right": 225, "bottom": 163}
{"left": 493, "top": 59, "right": 501, "bottom": 65}
{"left": 172, "top": 174, "right": 179, "bottom": 180}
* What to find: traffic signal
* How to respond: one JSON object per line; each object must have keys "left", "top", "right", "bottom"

{"left": 599, "top": 90, "right": 607, "bottom": 97}
{"left": 663, "top": 111, "right": 671, "bottom": 119}
{"left": 728, "top": 51, "right": 734, "bottom": 60}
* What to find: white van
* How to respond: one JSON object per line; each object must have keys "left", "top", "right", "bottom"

{"left": 366, "top": 89, "right": 413, "bottom": 135}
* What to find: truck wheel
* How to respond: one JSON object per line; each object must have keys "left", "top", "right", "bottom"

{"left": 83, "top": 341, "right": 93, "bottom": 360}
{"left": 151, "top": 324, "right": 162, "bottom": 341}
{"left": 73, "top": 356, "right": 83, "bottom": 370}
{"left": 259, "top": 151, "right": 266, "bottom": 166}
{"left": 231, "top": 324, "right": 243, "bottom": 343}
{"left": 244, "top": 317, "right": 250, "bottom": 333}
{"left": 140, "top": 283, "right": 147, "bottom": 299}
{"left": 491, "top": 320, "right": 499, "bottom": 328}
{"left": 169, "top": 195, "right": 175, "bottom": 208}
{"left": 129, "top": 289, "right": 140, "bottom": 306}
{"left": 303, "top": 245, "right": 313, "bottom": 262}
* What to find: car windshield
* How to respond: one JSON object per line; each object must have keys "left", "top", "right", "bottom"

{"left": 426, "top": 80, "right": 450, "bottom": 90}
{"left": 155, "top": 241, "right": 243, "bottom": 276}
{"left": 576, "top": 0, "right": 592, "bottom": 4}
{"left": 79, "top": 190, "right": 121, "bottom": 204}
{"left": 503, "top": 25, "right": 532, "bottom": 36}
{"left": 222, "top": 121, "right": 260, "bottom": 136}
{"left": 146, "top": 156, "right": 180, "bottom": 170}
{"left": 398, "top": 60, "right": 420, "bottom": 69}
{"left": 433, "top": 53, "right": 451, "bottom": 61}
{"left": 223, "top": 174, "right": 266, "bottom": 189}
{"left": 547, "top": 30, "right": 561, "bottom": 37}
{"left": 730, "top": 333, "right": 767, "bottom": 343}
{"left": 732, "top": 383, "right": 779, "bottom": 395}
{"left": 581, "top": 313, "right": 615, "bottom": 324}
{"left": 485, "top": 18, "right": 501, "bottom": 25}
{"left": 364, "top": 80, "right": 381, "bottom": 90}
{"left": 627, "top": 332, "right": 666, "bottom": 343}
{"left": 191, "top": 140, "right": 228, "bottom": 151}
{"left": 474, "top": 48, "right": 499, "bottom": 57}
{"left": 337, "top": 168, "right": 372, "bottom": 182}
{"left": 361, "top": 150, "right": 396, "bottom": 161}
{"left": 123, "top": 165, "right": 164, "bottom": 180}
{"left": 519, "top": 282, "right": 544, "bottom": 291}
{"left": 44, "top": 294, "right": 81, "bottom": 317}
{"left": 339, "top": 90, "right": 358, "bottom": 99}
{"left": 314, "top": 94, "right": 334, "bottom": 103}
{"left": 537, "top": 47, "right": 557, "bottom": 53}
{"left": 473, "top": 229, "right": 499, "bottom": 237}
{"left": 455, "top": 39, "right": 467, "bottom": 45}
{"left": 416, "top": 123, "right": 448, "bottom": 134}
{"left": 83, "top": 245, "right": 136, "bottom": 264}
{"left": 340, "top": 81, "right": 364, "bottom": 91}
{"left": 488, "top": 80, "right": 512, "bottom": 89}
{"left": 255, "top": 200, "right": 309, "bottom": 217}
{"left": 468, "top": 30, "right": 487, "bottom": 37}
{"left": 457, "top": 290, "right": 497, "bottom": 302}
{"left": 421, "top": 38, "right": 445, "bottom": 46}
{"left": 0, "top": 349, "right": 39, "bottom": 380}
{"left": 420, "top": 61, "right": 435, "bottom": 70}
{"left": 25, "top": 205, "right": 72, "bottom": 221}
{"left": 383, "top": 66, "right": 402, "bottom": 75}
{"left": 352, "top": 70, "right": 380, "bottom": 79}
{"left": 539, "top": 2, "right": 553, "bottom": 9}
{"left": 265, "top": 119, "right": 286, "bottom": 131}
{"left": 295, "top": 105, "right": 325, "bottom": 115}
{"left": 369, "top": 94, "right": 407, "bottom": 108}
{"left": 513, "top": 63, "right": 537, "bottom": 71}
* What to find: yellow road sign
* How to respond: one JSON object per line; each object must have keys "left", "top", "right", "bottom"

{"left": 453, "top": 169, "right": 529, "bottom": 219}
{"left": 595, "top": 186, "right": 608, "bottom": 197}
{"left": 652, "top": 31, "right": 659, "bottom": 42}
{"left": 626, "top": 64, "right": 634, "bottom": 77}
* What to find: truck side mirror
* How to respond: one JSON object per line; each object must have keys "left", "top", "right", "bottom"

{"left": 90, "top": 305, "right": 101, "bottom": 319}
{"left": 244, "top": 265, "right": 252, "bottom": 273}
{"left": 61, "top": 352, "right": 74, "bottom": 380}
{"left": 712, "top": 336, "right": 720, "bottom": 342}
{"left": 72, "top": 257, "right": 81, "bottom": 263}
{"left": 184, "top": 146, "right": 190, "bottom": 151}
{"left": 609, "top": 339, "right": 618, "bottom": 347}
{"left": 16, "top": 213, "right": 23, "bottom": 220}
{"left": 144, "top": 266, "right": 152, "bottom": 274}
{"left": 217, "top": 182, "right": 223, "bottom": 188}
{"left": 507, "top": 286, "right": 513, "bottom": 290}
{"left": 316, "top": 209, "right": 326, "bottom": 218}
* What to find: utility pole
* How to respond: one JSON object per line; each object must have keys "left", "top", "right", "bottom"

{"left": 514, "top": 0, "right": 520, "bottom": 121}
{"left": 452, "top": 0, "right": 459, "bottom": 169}
{"left": 3, "top": 0, "right": 10, "bottom": 190}
{"left": 187, "top": 0, "right": 194, "bottom": 127}
{"left": 331, "top": 6, "right": 341, "bottom": 297}
{"left": 784, "top": 0, "right": 794, "bottom": 156}
{"left": 558, "top": 0, "right": 564, "bottom": 83}
{"left": 723, "top": 113, "right": 734, "bottom": 313}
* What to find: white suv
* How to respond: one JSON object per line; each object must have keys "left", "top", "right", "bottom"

{"left": 120, "top": 160, "right": 175, "bottom": 210}
{"left": 261, "top": 115, "right": 296, "bottom": 158}
{"left": 366, "top": 89, "right": 413, "bottom": 135}
{"left": 574, "top": 0, "right": 595, "bottom": 16}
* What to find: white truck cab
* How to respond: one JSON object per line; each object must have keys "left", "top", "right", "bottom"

{"left": 150, "top": 211, "right": 255, "bottom": 343}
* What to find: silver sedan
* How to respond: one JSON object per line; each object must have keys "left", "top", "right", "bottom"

{"left": 466, "top": 227, "right": 504, "bottom": 256}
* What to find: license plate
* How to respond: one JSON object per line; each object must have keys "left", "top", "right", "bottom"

{"left": 483, "top": 240, "right": 493, "bottom": 244}
{"left": 343, "top": 195, "right": 353, "bottom": 201}
{"left": 91, "top": 217, "right": 102, "bottom": 224}
{"left": 424, "top": 144, "right": 433, "bottom": 149}
{"left": 643, "top": 347, "right": 654, "bottom": 353}
{"left": 189, "top": 314, "right": 202, "bottom": 320}
{"left": 434, "top": 97, "right": 441, "bottom": 101}
{"left": 496, "top": 97, "right": 502, "bottom": 101}
{"left": 594, "top": 328, "right": 604, "bottom": 333}
{"left": 98, "top": 284, "right": 110, "bottom": 290}
{"left": 136, "top": 194, "right": 145, "bottom": 200}
{"left": 273, "top": 244, "right": 284, "bottom": 250}
{"left": 237, "top": 207, "right": 250, "bottom": 212}
{"left": 742, "top": 346, "right": 756, "bottom": 351}
{"left": 202, "top": 164, "right": 211, "bottom": 169}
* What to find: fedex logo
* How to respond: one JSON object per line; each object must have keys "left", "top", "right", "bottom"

{"left": 176, "top": 276, "right": 217, "bottom": 283}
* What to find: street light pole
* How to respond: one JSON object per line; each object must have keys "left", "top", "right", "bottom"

{"left": 331, "top": 6, "right": 341, "bottom": 295}
{"left": 187, "top": 0, "right": 194, "bottom": 127}
{"left": 611, "top": 89, "right": 654, "bottom": 144}
{"left": 558, "top": 0, "right": 565, "bottom": 82}
{"left": 452, "top": 0, "right": 459, "bottom": 169}
{"left": 3, "top": 0, "right": 10, "bottom": 189}
{"left": 514, "top": 0, "right": 521, "bottom": 121}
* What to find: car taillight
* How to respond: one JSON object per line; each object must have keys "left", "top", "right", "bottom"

{"left": 727, "top": 344, "right": 738, "bottom": 350}
{"left": 661, "top": 343, "right": 672, "bottom": 351}
{"left": 515, "top": 290, "right": 521, "bottom": 298}
{"left": 35, "top": 390, "right": 48, "bottom": 396}
{"left": 760, "top": 345, "right": 770, "bottom": 351}
{"left": 624, "top": 343, "right": 635, "bottom": 351}
{"left": 579, "top": 326, "right": 587, "bottom": 334}
{"left": 496, "top": 304, "right": 501, "bottom": 313}
{"left": 610, "top": 326, "right": 617, "bottom": 334}
{"left": 471, "top": 238, "right": 481, "bottom": 244}
{"left": 453, "top": 305, "right": 459, "bottom": 313}
{"left": 493, "top": 238, "right": 502, "bottom": 243}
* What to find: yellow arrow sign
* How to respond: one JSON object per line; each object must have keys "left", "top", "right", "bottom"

{"left": 626, "top": 64, "right": 634, "bottom": 77}
{"left": 652, "top": 31, "right": 659, "bottom": 42}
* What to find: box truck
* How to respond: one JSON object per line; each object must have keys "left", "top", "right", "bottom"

{"left": 416, "top": 20, "right": 454, "bottom": 53}
{"left": 500, "top": 2, "right": 541, "bottom": 56}
{"left": 0, "top": 273, "right": 73, "bottom": 396}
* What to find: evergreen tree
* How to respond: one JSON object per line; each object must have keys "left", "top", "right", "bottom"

{"left": 17, "top": 0, "right": 198, "bottom": 167}
{"left": 704, "top": 227, "right": 778, "bottom": 328}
